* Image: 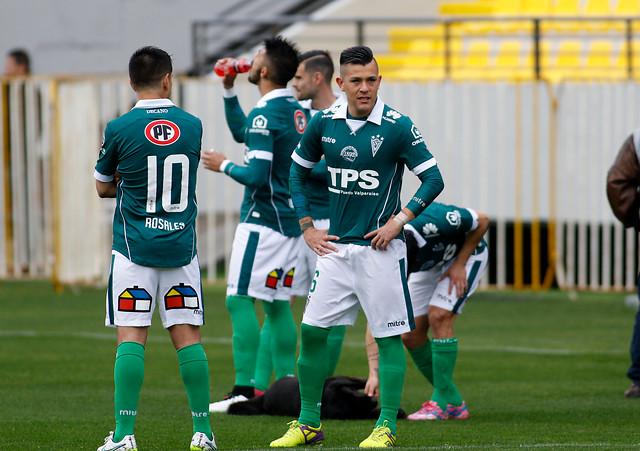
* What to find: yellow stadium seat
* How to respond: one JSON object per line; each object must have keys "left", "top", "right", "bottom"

{"left": 615, "top": 0, "right": 640, "bottom": 15}
{"left": 583, "top": 0, "right": 610, "bottom": 15}
{"left": 553, "top": 0, "right": 580, "bottom": 15}
{"left": 439, "top": 1, "right": 495, "bottom": 15}
{"left": 584, "top": 40, "right": 627, "bottom": 80}
{"left": 544, "top": 40, "right": 582, "bottom": 81}
{"left": 521, "top": 0, "right": 553, "bottom": 15}
{"left": 490, "top": 40, "right": 535, "bottom": 80}
{"left": 388, "top": 26, "right": 445, "bottom": 52}
{"left": 451, "top": 40, "right": 492, "bottom": 80}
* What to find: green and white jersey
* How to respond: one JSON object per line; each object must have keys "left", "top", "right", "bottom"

{"left": 223, "top": 88, "right": 309, "bottom": 237}
{"left": 405, "top": 202, "right": 487, "bottom": 272}
{"left": 95, "top": 99, "right": 202, "bottom": 268}
{"left": 292, "top": 98, "right": 438, "bottom": 245}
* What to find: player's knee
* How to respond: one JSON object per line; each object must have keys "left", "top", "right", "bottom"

{"left": 401, "top": 329, "right": 425, "bottom": 350}
{"left": 427, "top": 308, "right": 452, "bottom": 328}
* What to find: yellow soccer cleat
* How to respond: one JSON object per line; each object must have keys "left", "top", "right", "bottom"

{"left": 359, "top": 421, "right": 396, "bottom": 448}
{"left": 270, "top": 420, "right": 324, "bottom": 447}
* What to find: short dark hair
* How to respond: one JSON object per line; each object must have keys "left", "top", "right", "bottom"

{"left": 129, "top": 46, "right": 172, "bottom": 90}
{"left": 339, "top": 46, "right": 375, "bottom": 66}
{"left": 263, "top": 36, "right": 300, "bottom": 86}
{"left": 8, "top": 49, "right": 30, "bottom": 73}
{"left": 299, "top": 50, "right": 333, "bottom": 84}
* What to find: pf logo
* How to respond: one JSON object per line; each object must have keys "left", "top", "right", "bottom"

{"left": 145, "top": 120, "right": 180, "bottom": 146}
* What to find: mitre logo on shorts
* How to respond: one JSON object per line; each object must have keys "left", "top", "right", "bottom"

{"left": 294, "top": 110, "right": 307, "bottom": 133}
{"left": 164, "top": 284, "right": 199, "bottom": 310}
{"left": 118, "top": 286, "right": 152, "bottom": 312}
{"left": 340, "top": 146, "right": 358, "bottom": 162}
{"left": 145, "top": 120, "right": 180, "bottom": 146}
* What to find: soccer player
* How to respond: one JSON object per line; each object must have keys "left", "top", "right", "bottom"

{"left": 203, "top": 36, "right": 308, "bottom": 412}
{"left": 366, "top": 202, "right": 489, "bottom": 421}
{"left": 270, "top": 45, "right": 444, "bottom": 448}
{"left": 94, "top": 47, "right": 215, "bottom": 451}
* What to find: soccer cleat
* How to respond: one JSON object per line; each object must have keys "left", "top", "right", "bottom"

{"left": 446, "top": 401, "right": 469, "bottom": 419}
{"left": 209, "top": 394, "right": 248, "bottom": 413}
{"left": 269, "top": 420, "right": 324, "bottom": 447}
{"left": 190, "top": 431, "right": 217, "bottom": 450}
{"left": 624, "top": 383, "right": 640, "bottom": 398}
{"left": 97, "top": 431, "right": 137, "bottom": 451}
{"left": 359, "top": 421, "right": 396, "bottom": 448}
{"left": 407, "top": 400, "right": 448, "bottom": 420}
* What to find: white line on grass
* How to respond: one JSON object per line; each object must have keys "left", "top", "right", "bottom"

{"left": 0, "top": 330, "right": 628, "bottom": 355}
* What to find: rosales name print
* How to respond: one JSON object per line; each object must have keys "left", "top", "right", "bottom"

{"left": 145, "top": 217, "right": 186, "bottom": 231}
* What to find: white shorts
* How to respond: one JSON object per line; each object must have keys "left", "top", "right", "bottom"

{"left": 302, "top": 239, "right": 414, "bottom": 338}
{"left": 291, "top": 218, "right": 330, "bottom": 297}
{"left": 106, "top": 250, "right": 204, "bottom": 329}
{"left": 226, "top": 223, "right": 302, "bottom": 302}
{"left": 408, "top": 246, "right": 489, "bottom": 317}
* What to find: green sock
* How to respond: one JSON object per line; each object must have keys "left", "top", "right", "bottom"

{"left": 375, "top": 335, "right": 406, "bottom": 435}
{"left": 408, "top": 339, "right": 434, "bottom": 386}
{"left": 254, "top": 318, "right": 273, "bottom": 392}
{"left": 297, "top": 324, "right": 330, "bottom": 428}
{"left": 226, "top": 295, "right": 259, "bottom": 387}
{"left": 113, "top": 341, "right": 145, "bottom": 442}
{"left": 431, "top": 337, "right": 463, "bottom": 409}
{"left": 327, "top": 325, "right": 346, "bottom": 376}
{"left": 178, "top": 343, "right": 212, "bottom": 438}
{"left": 263, "top": 300, "right": 297, "bottom": 379}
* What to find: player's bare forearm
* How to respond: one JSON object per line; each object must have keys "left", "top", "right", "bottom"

{"left": 364, "top": 208, "right": 415, "bottom": 250}
{"left": 364, "top": 324, "right": 380, "bottom": 397}
{"left": 201, "top": 149, "right": 226, "bottom": 172}
{"left": 96, "top": 179, "right": 117, "bottom": 198}
{"left": 300, "top": 216, "right": 339, "bottom": 256}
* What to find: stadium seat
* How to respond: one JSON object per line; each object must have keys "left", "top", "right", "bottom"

{"left": 451, "top": 40, "right": 492, "bottom": 80}
{"left": 614, "top": 0, "right": 640, "bottom": 15}
{"left": 439, "top": 1, "right": 495, "bottom": 15}
{"left": 584, "top": 40, "right": 626, "bottom": 80}
{"left": 545, "top": 40, "right": 582, "bottom": 82}
{"left": 491, "top": 40, "right": 534, "bottom": 81}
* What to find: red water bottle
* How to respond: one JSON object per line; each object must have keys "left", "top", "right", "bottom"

{"left": 214, "top": 58, "right": 252, "bottom": 77}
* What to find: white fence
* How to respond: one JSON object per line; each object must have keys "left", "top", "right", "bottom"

{"left": 1, "top": 76, "right": 638, "bottom": 291}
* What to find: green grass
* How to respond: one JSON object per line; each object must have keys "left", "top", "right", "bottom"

{"left": 1, "top": 280, "right": 640, "bottom": 449}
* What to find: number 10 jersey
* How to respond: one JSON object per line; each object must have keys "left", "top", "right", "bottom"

{"left": 95, "top": 99, "right": 203, "bottom": 268}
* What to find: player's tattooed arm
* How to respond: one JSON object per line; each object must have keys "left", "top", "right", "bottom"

{"left": 300, "top": 216, "right": 339, "bottom": 256}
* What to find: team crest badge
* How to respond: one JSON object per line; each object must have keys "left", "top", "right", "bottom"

{"left": 118, "top": 286, "right": 152, "bottom": 312}
{"left": 266, "top": 268, "right": 284, "bottom": 289}
{"left": 371, "top": 134, "right": 384, "bottom": 157}
{"left": 145, "top": 120, "right": 180, "bottom": 146}
{"left": 294, "top": 110, "right": 307, "bottom": 133}
{"left": 164, "top": 284, "right": 199, "bottom": 310}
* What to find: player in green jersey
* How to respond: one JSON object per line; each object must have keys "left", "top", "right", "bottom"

{"left": 94, "top": 46, "right": 215, "bottom": 451}
{"left": 271, "top": 46, "right": 444, "bottom": 449}
{"left": 364, "top": 202, "right": 489, "bottom": 422}
{"left": 203, "top": 36, "right": 308, "bottom": 413}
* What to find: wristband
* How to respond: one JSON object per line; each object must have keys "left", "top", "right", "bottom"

{"left": 220, "top": 159, "right": 232, "bottom": 174}
{"left": 392, "top": 211, "right": 410, "bottom": 226}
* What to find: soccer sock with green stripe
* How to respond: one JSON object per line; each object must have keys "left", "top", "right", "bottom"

{"left": 178, "top": 343, "right": 213, "bottom": 438}
{"left": 226, "top": 295, "right": 259, "bottom": 388}
{"left": 407, "top": 339, "right": 434, "bottom": 386}
{"left": 113, "top": 341, "right": 145, "bottom": 442}
{"left": 327, "top": 325, "right": 346, "bottom": 376}
{"left": 297, "top": 323, "right": 330, "bottom": 428}
{"left": 262, "top": 299, "right": 297, "bottom": 379}
{"left": 375, "top": 335, "right": 406, "bottom": 435}
{"left": 431, "top": 337, "right": 463, "bottom": 409}
{"left": 254, "top": 317, "right": 273, "bottom": 392}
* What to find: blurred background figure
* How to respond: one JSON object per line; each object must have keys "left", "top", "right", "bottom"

{"left": 4, "top": 48, "right": 30, "bottom": 76}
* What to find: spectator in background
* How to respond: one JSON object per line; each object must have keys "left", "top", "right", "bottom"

{"left": 4, "top": 49, "right": 30, "bottom": 76}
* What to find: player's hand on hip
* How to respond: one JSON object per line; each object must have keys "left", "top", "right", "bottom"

{"left": 441, "top": 260, "right": 468, "bottom": 298}
{"left": 201, "top": 149, "right": 226, "bottom": 172}
{"left": 304, "top": 227, "right": 339, "bottom": 256}
{"left": 364, "top": 220, "right": 403, "bottom": 251}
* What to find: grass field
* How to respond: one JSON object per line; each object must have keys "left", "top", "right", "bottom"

{"left": 2, "top": 280, "right": 640, "bottom": 450}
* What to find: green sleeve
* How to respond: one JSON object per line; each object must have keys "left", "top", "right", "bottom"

{"left": 223, "top": 96, "right": 247, "bottom": 143}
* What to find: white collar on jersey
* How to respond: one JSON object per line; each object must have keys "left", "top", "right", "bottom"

{"left": 256, "top": 87, "right": 294, "bottom": 107}
{"left": 331, "top": 96, "right": 384, "bottom": 125}
{"left": 132, "top": 99, "right": 176, "bottom": 109}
